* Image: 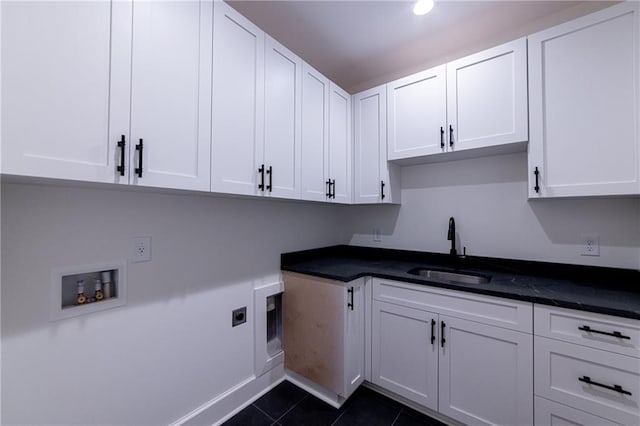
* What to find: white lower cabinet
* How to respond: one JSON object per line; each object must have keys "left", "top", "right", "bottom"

{"left": 535, "top": 397, "right": 623, "bottom": 426}
{"left": 371, "top": 278, "right": 533, "bottom": 425}
{"left": 438, "top": 315, "right": 533, "bottom": 426}
{"left": 282, "top": 272, "right": 364, "bottom": 400}
{"left": 533, "top": 306, "right": 640, "bottom": 426}
{"left": 372, "top": 301, "right": 438, "bottom": 410}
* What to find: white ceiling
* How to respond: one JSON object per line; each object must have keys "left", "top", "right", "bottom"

{"left": 228, "top": 0, "right": 616, "bottom": 93}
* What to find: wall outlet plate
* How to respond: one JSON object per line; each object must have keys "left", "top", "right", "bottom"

{"left": 581, "top": 235, "right": 600, "bottom": 256}
{"left": 132, "top": 237, "right": 152, "bottom": 263}
{"left": 373, "top": 228, "right": 382, "bottom": 242}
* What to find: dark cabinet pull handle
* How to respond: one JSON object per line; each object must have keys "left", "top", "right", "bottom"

{"left": 326, "top": 179, "right": 331, "bottom": 198}
{"left": 578, "top": 325, "right": 631, "bottom": 340}
{"left": 440, "top": 126, "right": 445, "bottom": 149}
{"left": 381, "top": 180, "right": 386, "bottom": 200}
{"left": 266, "top": 166, "right": 272, "bottom": 192}
{"left": 134, "top": 139, "right": 143, "bottom": 178}
{"left": 347, "top": 287, "right": 354, "bottom": 310}
{"left": 431, "top": 319, "right": 436, "bottom": 345}
{"left": 117, "top": 135, "right": 126, "bottom": 176}
{"left": 534, "top": 167, "right": 540, "bottom": 193}
{"left": 441, "top": 321, "right": 446, "bottom": 348}
{"left": 579, "top": 376, "right": 632, "bottom": 396}
{"left": 449, "top": 125, "right": 454, "bottom": 147}
{"left": 331, "top": 179, "right": 336, "bottom": 199}
{"left": 258, "top": 165, "right": 265, "bottom": 191}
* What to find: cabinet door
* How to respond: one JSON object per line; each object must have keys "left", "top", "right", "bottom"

{"left": 354, "top": 86, "right": 384, "bottom": 204}
{"left": 328, "top": 83, "right": 352, "bottom": 204}
{"left": 1, "top": 1, "right": 131, "bottom": 184}
{"left": 528, "top": 2, "right": 640, "bottom": 198}
{"left": 264, "top": 36, "right": 302, "bottom": 199}
{"left": 129, "top": 0, "right": 212, "bottom": 191}
{"left": 534, "top": 397, "right": 621, "bottom": 426}
{"left": 343, "top": 281, "right": 365, "bottom": 398}
{"left": 387, "top": 65, "right": 447, "bottom": 160}
{"left": 211, "top": 1, "right": 264, "bottom": 196}
{"left": 301, "top": 63, "right": 330, "bottom": 202}
{"left": 439, "top": 315, "right": 533, "bottom": 426}
{"left": 371, "top": 301, "right": 439, "bottom": 411}
{"left": 446, "top": 38, "right": 528, "bottom": 152}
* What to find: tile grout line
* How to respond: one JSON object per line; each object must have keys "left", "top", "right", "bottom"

{"left": 390, "top": 407, "right": 404, "bottom": 426}
{"left": 272, "top": 394, "right": 310, "bottom": 424}
{"left": 330, "top": 410, "right": 347, "bottom": 426}
{"left": 251, "top": 403, "right": 277, "bottom": 424}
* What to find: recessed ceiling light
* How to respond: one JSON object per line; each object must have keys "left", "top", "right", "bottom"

{"left": 413, "top": 0, "right": 434, "bottom": 16}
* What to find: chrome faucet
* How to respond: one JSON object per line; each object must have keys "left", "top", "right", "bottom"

{"left": 447, "top": 217, "right": 457, "bottom": 257}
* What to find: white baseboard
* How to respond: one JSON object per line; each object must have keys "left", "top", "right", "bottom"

{"left": 170, "top": 364, "right": 285, "bottom": 426}
{"left": 284, "top": 369, "right": 345, "bottom": 409}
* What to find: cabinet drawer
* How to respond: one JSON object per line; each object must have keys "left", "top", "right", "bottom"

{"left": 535, "top": 397, "right": 622, "bottom": 426}
{"left": 372, "top": 278, "right": 532, "bottom": 332}
{"left": 535, "top": 305, "right": 640, "bottom": 358}
{"left": 535, "top": 336, "right": 640, "bottom": 425}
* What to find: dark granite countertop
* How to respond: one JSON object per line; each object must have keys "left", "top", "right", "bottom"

{"left": 281, "top": 245, "right": 640, "bottom": 320}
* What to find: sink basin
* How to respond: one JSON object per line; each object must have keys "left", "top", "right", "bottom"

{"left": 408, "top": 268, "right": 491, "bottom": 285}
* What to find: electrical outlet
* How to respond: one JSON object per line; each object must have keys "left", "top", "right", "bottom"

{"left": 132, "top": 237, "right": 152, "bottom": 263}
{"left": 581, "top": 236, "right": 600, "bottom": 256}
{"left": 373, "top": 228, "right": 382, "bottom": 242}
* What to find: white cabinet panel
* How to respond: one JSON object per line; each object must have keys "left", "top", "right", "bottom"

{"left": 535, "top": 336, "right": 640, "bottom": 426}
{"left": 372, "top": 300, "right": 439, "bottom": 410}
{"left": 1, "top": 1, "right": 132, "bottom": 183}
{"left": 301, "top": 63, "right": 330, "bottom": 202}
{"left": 353, "top": 85, "right": 400, "bottom": 204}
{"left": 439, "top": 315, "right": 533, "bottom": 426}
{"left": 387, "top": 65, "right": 447, "bottom": 160}
{"left": 535, "top": 397, "right": 622, "bottom": 426}
{"left": 328, "top": 83, "right": 352, "bottom": 204}
{"left": 447, "top": 38, "right": 528, "bottom": 152}
{"left": 264, "top": 36, "right": 302, "bottom": 199}
{"left": 344, "top": 281, "right": 365, "bottom": 398}
{"left": 528, "top": 2, "right": 640, "bottom": 197}
{"left": 129, "top": 0, "right": 212, "bottom": 191}
{"left": 211, "top": 1, "right": 264, "bottom": 196}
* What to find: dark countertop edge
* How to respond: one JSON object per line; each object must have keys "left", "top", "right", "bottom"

{"left": 281, "top": 245, "right": 640, "bottom": 289}
{"left": 281, "top": 245, "right": 640, "bottom": 320}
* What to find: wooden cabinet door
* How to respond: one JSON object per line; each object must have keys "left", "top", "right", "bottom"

{"left": 446, "top": 38, "right": 528, "bottom": 152}
{"left": 300, "top": 63, "right": 330, "bottom": 202}
{"left": 353, "top": 86, "right": 384, "bottom": 204}
{"left": 528, "top": 2, "right": 640, "bottom": 198}
{"left": 211, "top": 1, "right": 264, "bottom": 196}
{"left": 439, "top": 315, "right": 533, "bottom": 426}
{"left": 328, "top": 83, "right": 352, "bottom": 204}
{"left": 264, "top": 36, "right": 302, "bottom": 200}
{"left": 1, "top": 1, "right": 131, "bottom": 184}
{"left": 371, "top": 300, "right": 439, "bottom": 411}
{"left": 387, "top": 65, "right": 447, "bottom": 160}
{"left": 344, "top": 281, "right": 365, "bottom": 398}
{"left": 129, "top": 0, "right": 212, "bottom": 191}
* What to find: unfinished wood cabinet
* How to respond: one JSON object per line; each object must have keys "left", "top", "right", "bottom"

{"left": 282, "top": 272, "right": 364, "bottom": 401}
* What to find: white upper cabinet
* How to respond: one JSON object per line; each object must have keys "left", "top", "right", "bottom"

{"left": 1, "top": 1, "right": 132, "bottom": 184}
{"left": 528, "top": 2, "right": 640, "bottom": 198}
{"left": 328, "top": 83, "right": 353, "bottom": 204}
{"left": 211, "top": 1, "right": 265, "bottom": 196}
{"left": 353, "top": 86, "right": 400, "bottom": 204}
{"left": 129, "top": 0, "right": 212, "bottom": 191}
{"left": 387, "top": 65, "right": 447, "bottom": 160}
{"left": 263, "top": 36, "right": 303, "bottom": 199}
{"left": 447, "top": 38, "right": 528, "bottom": 152}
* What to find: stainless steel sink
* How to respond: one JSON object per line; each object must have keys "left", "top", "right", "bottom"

{"left": 408, "top": 268, "right": 491, "bottom": 284}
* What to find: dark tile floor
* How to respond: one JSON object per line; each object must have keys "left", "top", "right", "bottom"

{"left": 223, "top": 381, "right": 448, "bottom": 426}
